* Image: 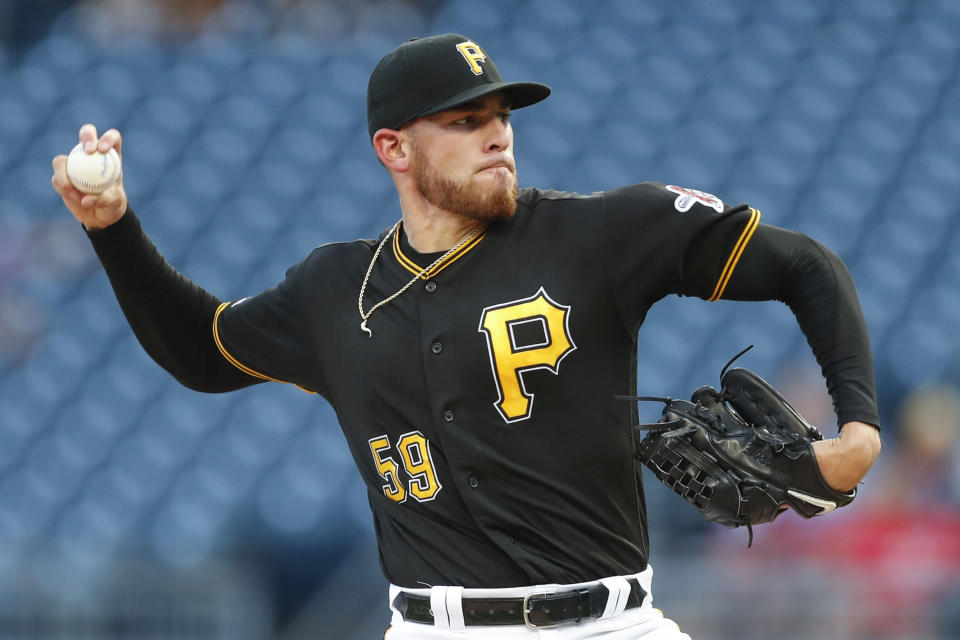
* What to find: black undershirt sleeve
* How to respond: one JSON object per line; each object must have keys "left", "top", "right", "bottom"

{"left": 689, "top": 222, "right": 880, "bottom": 430}
{"left": 85, "top": 208, "right": 261, "bottom": 393}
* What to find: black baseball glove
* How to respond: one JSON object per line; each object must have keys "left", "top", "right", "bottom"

{"left": 622, "top": 356, "right": 855, "bottom": 544}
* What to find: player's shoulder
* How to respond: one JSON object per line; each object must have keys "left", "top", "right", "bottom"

{"left": 285, "top": 236, "right": 379, "bottom": 278}
{"left": 518, "top": 186, "right": 602, "bottom": 210}
{"left": 604, "top": 181, "right": 730, "bottom": 215}
{"left": 518, "top": 182, "right": 718, "bottom": 213}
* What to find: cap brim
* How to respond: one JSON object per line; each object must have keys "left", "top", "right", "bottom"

{"left": 413, "top": 81, "right": 551, "bottom": 121}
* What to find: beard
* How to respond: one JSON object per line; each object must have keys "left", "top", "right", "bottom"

{"left": 411, "top": 146, "right": 518, "bottom": 223}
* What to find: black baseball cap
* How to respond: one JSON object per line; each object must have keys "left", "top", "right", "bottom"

{"left": 367, "top": 33, "right": 551, "bottom": 138}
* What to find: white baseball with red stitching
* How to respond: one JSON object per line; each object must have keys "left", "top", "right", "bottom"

{"left": 66, "top": 143, "right": 121, "bottom": 194}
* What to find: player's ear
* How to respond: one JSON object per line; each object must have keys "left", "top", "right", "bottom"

{"left": 372, "top": 128, "right": 410, "bottom": 172}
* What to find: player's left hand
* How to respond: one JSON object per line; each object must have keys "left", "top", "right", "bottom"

{"left": 811, "top": 420, "right": 881, "bottom": 493}
{"left": 631, "top": 366, "right": 874, "bottom": 539}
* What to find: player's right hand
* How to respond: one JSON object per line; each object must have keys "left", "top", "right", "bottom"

{"left": 51, "top": 124, "right": 128, "bottom": 231}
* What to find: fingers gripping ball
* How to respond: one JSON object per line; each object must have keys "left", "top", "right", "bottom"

{"left": 66, "top": 143, "right": 121, "bottom": 194}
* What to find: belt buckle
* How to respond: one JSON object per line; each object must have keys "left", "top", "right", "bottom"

{"left": 522, "top": 592, "right": 560, "bottom": 629}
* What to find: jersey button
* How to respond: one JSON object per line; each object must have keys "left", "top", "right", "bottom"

{"left": 431, "top": 342, "right": 443, "bottom": 354}
{"left": 468, "top": 475, "right": 479, "bottom": 488}
{"left": 442, "top": 409, "right": 454, "bottom": 422}
{"left": 424, "top": 281, "right": 437, "bottom": 293}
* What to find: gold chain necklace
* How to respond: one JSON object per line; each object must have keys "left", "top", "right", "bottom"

{"left": 358, "top": 220, "right": 482, "bottom": 337}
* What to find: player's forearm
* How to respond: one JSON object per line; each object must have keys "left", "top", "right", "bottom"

{"left": 724, "top": 225, "right": 880, "bottom": 429}
{"left": 86, "top": 207, "right": 258, "bottom": 392}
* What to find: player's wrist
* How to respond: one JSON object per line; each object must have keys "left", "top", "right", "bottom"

{"left": 80, "top": 199, "right": 128, "bottom": 231}
{"left": 813, "top": 422, "right": 880, "bottom": 492}
{"left": 838, "top": 421, "right": 882, "bottom": 459}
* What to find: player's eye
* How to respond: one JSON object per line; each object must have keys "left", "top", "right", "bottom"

{"left": 498, "top": 111, "right": 511, "bottom": 124}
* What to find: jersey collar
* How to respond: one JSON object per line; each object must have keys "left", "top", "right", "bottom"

{"left": 392, "top": 221, "right": 488, "bottom": 279}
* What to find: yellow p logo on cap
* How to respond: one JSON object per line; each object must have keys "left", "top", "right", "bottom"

{"left": 456, "top": 41, "right": 487, "bottom": 75}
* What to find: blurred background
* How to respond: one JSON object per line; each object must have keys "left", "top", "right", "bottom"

{"left": 1, "top": 0, "right": 959, "bottom": 638}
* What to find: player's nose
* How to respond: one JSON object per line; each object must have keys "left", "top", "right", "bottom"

{"left": 483, "top": 118, "right": 511, "bottom": 153}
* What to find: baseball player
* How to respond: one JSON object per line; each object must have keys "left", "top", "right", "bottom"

{"left": 50, "top": 34, "right": 881, "bottom": 638}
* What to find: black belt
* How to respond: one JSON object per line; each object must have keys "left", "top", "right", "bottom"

{"left": 393, "top": 579, "right": 646, "bottom": 628}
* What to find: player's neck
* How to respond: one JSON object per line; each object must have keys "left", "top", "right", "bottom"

{"left": 400, "top": 206, "right": 482, "bottom": 253}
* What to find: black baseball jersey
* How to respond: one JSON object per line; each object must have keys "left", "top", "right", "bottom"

{"left": 212, "top": 181, "right": 761, "bottom": 588}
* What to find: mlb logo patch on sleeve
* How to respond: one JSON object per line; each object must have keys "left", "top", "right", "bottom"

{"left": 665, "top": 185, "right": 724, "bottom": 213}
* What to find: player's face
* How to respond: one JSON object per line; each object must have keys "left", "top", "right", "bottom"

{"left": 407, "top": 93, "right": 517, "bottom": 222}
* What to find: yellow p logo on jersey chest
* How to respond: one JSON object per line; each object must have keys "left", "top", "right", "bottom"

{"left": 479, "top": 288, "right": 577, "bottom": 423}
{"left": 456, "top": 40, "right": 488, "bottom": 75}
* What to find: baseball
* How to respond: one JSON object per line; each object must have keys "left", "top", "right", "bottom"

{"left": 66, "top": 143, "right": 121, "bottom": 194}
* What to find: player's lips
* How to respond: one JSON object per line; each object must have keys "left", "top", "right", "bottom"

{"left": 477, "top": 161, "right": 515, "bottom": 175}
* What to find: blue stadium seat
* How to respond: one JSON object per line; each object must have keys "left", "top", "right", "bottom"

{"left": 25, "top": 33, "right": 98, "bottom": 77}
{"left": 513, "top": 0, "right": 585, "bottom": 37}
{"left": 22, "top": 434, "right": 87, "bottom": 507}
{"left": 323, "top": 57, "right": 373, "bottom": 104}
{"left": 126, "top": 94, "right": 198, "bottom": 138}
{"left": 0, "top": 404, "right": 34, "bottom": 472}
{"left": 182, "top": 31, "right": 249, "bottom": 71}
{"left": 659, "top": 156, "right": 722, "bottom": 196}
{"left": 734, "top": 21, "right": 806, "bottom": 63}
{"left": 78, "top": 469, "right": 140, "bottom": 536}
{"left": 903, "top": 150, "right": 960, "bottom": 198}
{"left": 901, "top": 17, "right": 960, "bottom": 58}
{"left": 11, "top": 62, "right": 65, "bottom": 111}
{"left": 0, "top": 96, "right": 38, "bottom": 165}
{"left": 885, "top": 315, "right": 954, "bottom": 388}
{"left": 248, "top": 58, "right": 305, "bottom": 103}
{"left": 834, "top": 0, "right": 906, "bottom": 23}
{"left": 78, "top": 60, "right": 143, "bottom": 111}
{"left": 267, "top": 124, "right": 337, "bottom": 169}
{"left": 431, "top": 0, "right": 510, "bottom": 37}
{"left": 776, "top": 83, "right": 851, "bottom": 135}
{"left": 568, "top": 153, "right": 637, "bottom": 193}
{"left": 815, "top": 151, "right": 887, "bottom": 197}
{"left": 161, "top": 59, "right": 226, "bottom": 107}
{"left": 203, "top": 95, "right": 277, "bottom": 141}
{"left": 285, "top": 92, "right": 360, "bottom": 138}
{"left": 134, "top": 193, "right": 211, "bottom": 257}
{"left": 521, "top": 121, "right": 577, "bottom": 166}
{"left": 575, "top": 25, "right": 645, "bottom": 64}
{"left": 187, "top": 127, "right": 258, "bottom": 176}
{"left": 768, "top": 0, "right": 832, "bottom": 24}
{"left": 154, "top": 158, "right": 232, "bottom": 210}
{"left": 150, "top": 500, "right": 218, "bottom": 568}
{"left": 256, "top": 414, "right": 356, "bottom": 533}
{"left": 922, "top": 114, "right": 960, "bottom": 156}
{"left": 562, "top": 53, "right": 621, "bottom": 100}
{"left": 0, "top": 470, "right": 59, "bottom": 539}
{"left": 268, "top": 32, "right": 327, "bottom": 70}
{"left": 50, "top": 397, "right": 125, "bottom": 471}
{"left": 722, "top": 52, "right": 783, "bottom": 98}
{"left": 108, "top": 430, "right": 177, "bottom": 504}
{"left": 55, "top": 501, "right": 122, "bottom": 570}
{"left": 294, "top": 189, "right": 385, "bottom": 243}
{"left": 725, "top": 151, "right": 804, "bottom": 216}
{"left": 249, "top": 157, "right": 317, "bottom": 209}
{"left": 819, "top": 19, "right": 884, "bottom": 65}
{"left": 189, "top": 431, "right": 261, "bottom": 504}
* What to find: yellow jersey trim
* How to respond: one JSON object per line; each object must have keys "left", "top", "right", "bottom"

{"left": 212, "top": 302, "right": 316, "bottom": 394}
{"left": 708, "top": 208, "right": 761, "bottom": 302}
{"left": 392, "top": 224, "right": 488, "bottom": 279}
